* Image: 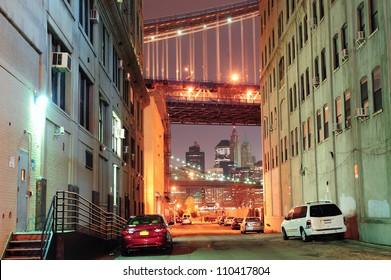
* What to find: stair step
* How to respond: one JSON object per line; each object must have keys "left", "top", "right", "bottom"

{"left": 10, "top": 240, "right": 42, "bottom": 244}
{"left": 7, "top": 248, "right": 41, "bottom": 252}
{"left": 2, "top": 256, "right": 41, "bottom": 260}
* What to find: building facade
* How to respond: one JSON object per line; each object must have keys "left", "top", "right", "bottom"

{"left": 0, "top": 0, "right": 149, "bottom": 252}
{"left": 260, "top": 0, "right": 391, "bottom": 245}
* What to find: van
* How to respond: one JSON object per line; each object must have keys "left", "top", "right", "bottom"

{"left": 281, "top": 201, "right": 346, "bottom": 242}
{"left": 182, "top": 214, "right": 192, "bottom": 225}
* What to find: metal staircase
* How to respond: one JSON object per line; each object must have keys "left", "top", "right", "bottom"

{"left": 1, "top": 191, "right": 127, "bottom": 260}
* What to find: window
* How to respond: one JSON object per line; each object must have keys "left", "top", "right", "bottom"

{"left": 319, "top": 0, "right": 324, "bottom": 20}
{"left": 307, "top": 117, "right": 312, "bottom": 149}
{"left": 344, "top": 90, "right": 352, "bottom": 128}
{"left": 286, "top": 0, "right": 290, "bottom": 22}
{"left": 314, "top": 56, "right": 319, "bottom": 79}
{"left": 79, "top": 69, "right": 92, "bottom": 131}
{"left": 304, "top": 15, "right": 308, "bottom": 42}
{"left": 323, "top": 104, "right": 329, "bottom": 140}
{"left": 317, "top": 110, "right": 322, "bottom": 143}
{"left": 360, "top": 77, "right": 369, "bottom": 112}
{"left": 321, "top": 48, "right": 327, "bottom": 81}
{"left": 279, "top": 57, "right": 285, "bottom": 84}
{"left": 301, "top": 74, "right": 305, "bottom": 101}
{"left": 112, "top": 112, "right": 122, "bottom": 155}
{"left": 101, "top": 24, "right": 110, "bottom": 67}
{"left": 85, "top": 150, "right": 93, "bottom": 170}
{"left": 335, "top": 97, "right": 342, "bottom": 125}
{"left": 113, "top": 49, "right": 121, "bottom": 89}
{"left": 281, "top": 139, "right": 284, "bottom": 163}
{"left": 293, "top": 84, "right": 297, "bottom": 109}
{"left": 302, "top": 121, "right": 306, "bottom": 151}
{"left": 358, "top": 3, "right": 365, "bottom": 35}
{"left": 51, "top": 39, "right": 68, "bottom": 112}
{"left": 372, "top": 66, "right": 382, "bottom": 112}
{"left": 289, "top": 88, "right": 293, "bottom": 112}
{"left": 295, "top": 127, "right": 298, "bottom": 156}
{"left": 369, "top": 0, "right": 379, "bottom": 33}
{"left": 305, "top": 68, "right": 310, "bottom": 97}
{"left": 271, "top": 148, "right": 274, "bottom": 168}
{"left": 284, "top": 136, "right": 288, "bottom": 161}
{"left": 99, "top": 97, "right": 108, "bottom": 143}
{"left": 299, "top": 23, "right": 303, "bottom": 49}
{"left": 333, "top": 34, "right": 340, "bottom": 70}
{"left": 312, "top": 1, "right": 317, "bottom": 25}
{"left": 341, "top": 23, "right": 348, "bottom": 50}
{"left": 292, "top": 36, "right": 296, "bottom": 60}
{"left": 276, "top": 146, "right": 279, "bottom": 167}
{"left": 291, "top": 130, "right": 295, "bottom": 157}
{"left": 287, "top": 42, "right": 292, "bottom": 65}
{"left": 79, "top": 0, "right": 94, "bottom": 42}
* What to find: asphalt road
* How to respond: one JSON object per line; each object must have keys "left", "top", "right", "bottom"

{"left": 101, "top": 222, "right": 391, "bottom": 260}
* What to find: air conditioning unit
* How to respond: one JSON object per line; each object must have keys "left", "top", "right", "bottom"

{"left": 52, "top": 52, "right": 71, "bottom": 72}
{"left": 118, "top": 59, "right": 123, "bottom": 69}
{"left": 312, "top": 76, "right": 320, "bottom": 88}
{"left": 131, "top": 153, "right": 135, "bottom": 161}
{"left": 341, "top": 48, "right": 348, "bottom": 61}
{"left": 332, "top": 123, "right": 342, "bottom": 132}
{"left": 309, "top": 18, "right": 317, "bottom": 29}
{"left": 356, "top": 31, "right": 365, "bottom": 44}
{"left": 90, "top": 9, "right": 99, "bottom": 23}
{"left": 123, "top": 146, "right": 129, "bottom": 154}
{"left": 268, "top": 124, "right": 273, "bottom": 131}
{"left": 355, "top": 107, "right": 368, "bottom": 118}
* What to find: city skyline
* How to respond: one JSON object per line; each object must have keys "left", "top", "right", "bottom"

{"left": 171, "top": 125, "right": 261, "bottom": 169}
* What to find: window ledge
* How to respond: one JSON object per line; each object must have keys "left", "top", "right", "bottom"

{"left": 372, "top": 109, "right": 383, "bottom": 117}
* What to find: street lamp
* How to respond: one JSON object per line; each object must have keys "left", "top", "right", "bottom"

{"left": 171, "top": 186, "right": 177, "bottom": 224}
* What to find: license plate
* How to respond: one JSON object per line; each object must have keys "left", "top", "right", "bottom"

{"left": 140, "top": 230, "right": 149, "bottom": 236}
{"left": 324, "top": 219, "right": 331, "bottom": 224}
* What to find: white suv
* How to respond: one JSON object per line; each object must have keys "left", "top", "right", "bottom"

{"left": 281, "top": 201, "right": 346, "bottom": 242}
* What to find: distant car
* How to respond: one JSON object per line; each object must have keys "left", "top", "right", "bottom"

{"left": 182, "top": 214, "right": 192, "bottom": 225}
{"left": 281, "top": 201, "right": 346, "bottom": 242}
{"left": 240, "top": 217, "right": 264, "bottom": 234}
{"left": 231, "top": 217, "right": 243, "bottom": 230}
{"left": 218, "top": 216, "right": 227, "bottom": 225}
{"left": 121, "top": 214, "right": 173, "bottom": 256}
{"left": 224, "top": 216, "right": 235, "bottom": 226}
{"left": 175, "top": 217, "right": 182, "bottom": 223}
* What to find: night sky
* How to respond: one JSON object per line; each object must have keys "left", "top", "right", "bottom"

{"left": 143, "top": 0, "right": 262, "bottom": 168}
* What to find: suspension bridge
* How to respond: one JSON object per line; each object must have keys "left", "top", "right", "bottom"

{"left": 143, "top": 0, "right": 261, "bottom": 125}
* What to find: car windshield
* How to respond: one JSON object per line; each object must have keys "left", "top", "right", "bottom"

{"left": 127, "top": 215, "right": 164, "bottom": 225}
{"left": 310, "top": 204, "right": 342, "bottom": 217}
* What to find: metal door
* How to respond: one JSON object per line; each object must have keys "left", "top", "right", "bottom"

{"left": 17, "top": 150, "right": 29, "bottom": 232}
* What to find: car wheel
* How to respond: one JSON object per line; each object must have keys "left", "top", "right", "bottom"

{"left": 300, "top": 228, "right": 309, "bottom": 242}
{"left": 282, "top": 228, "right": 289, "bottom": 240}
{"left": 243, "top": 230, "right": 246, "bottom": 234}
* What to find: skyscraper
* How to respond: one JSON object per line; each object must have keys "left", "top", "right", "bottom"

{"left": 241, "top": 135, "right": 254, "bottom": 168}
{"left": 229, "top": 127, "right": 241, "bottom": 167}
{"left": 185, "top": 141, "right": 205, "bottom": 173}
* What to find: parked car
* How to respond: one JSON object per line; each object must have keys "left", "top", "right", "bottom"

{"left": 281, "top": 201, "right": 346, "bottom": 242}
{"left": 175, "top": 216, "right": 182, "bottom": 223}
{"left": 121, "top": 214, "right": 173, "bottom": 256}
{"left": 182, "top": 214, "right": 192, "bottom": 225}
{"left": 240, "top": 217, "right": 264, "bottom": 234}
{"left": 231, "top": 217, "right": 243, "bottom": 230}
{"left": 223, "top": 216, "right": 235, "bottom": 226}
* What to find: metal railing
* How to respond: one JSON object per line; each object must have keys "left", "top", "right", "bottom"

{"left": 40, "top": 191, "right": 127, "bottom": 259}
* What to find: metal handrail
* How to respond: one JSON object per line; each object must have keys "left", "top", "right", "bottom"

{"left": 40, "top": 191, "right": 127, "bottom": 259}
{"left": 40, "top": 196, "right": 56, "bottom": 259}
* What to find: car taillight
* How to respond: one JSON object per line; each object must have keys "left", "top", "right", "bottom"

{"left": 154, "top": 227, "right": 167, "bottom": 233}
{"left": 122, "top": 228, "right": 135, "bottom": 235}
{"left": 306, "top": 220, "right": 312, "bottom": 228}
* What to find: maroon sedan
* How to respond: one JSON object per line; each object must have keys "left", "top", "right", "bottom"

{"left": 121, "top": 214, "right": 173, "bottom": 256}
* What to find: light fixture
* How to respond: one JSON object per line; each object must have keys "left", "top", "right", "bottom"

{"left": 54, "top": 126, "right": 65, "bottom": 136}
